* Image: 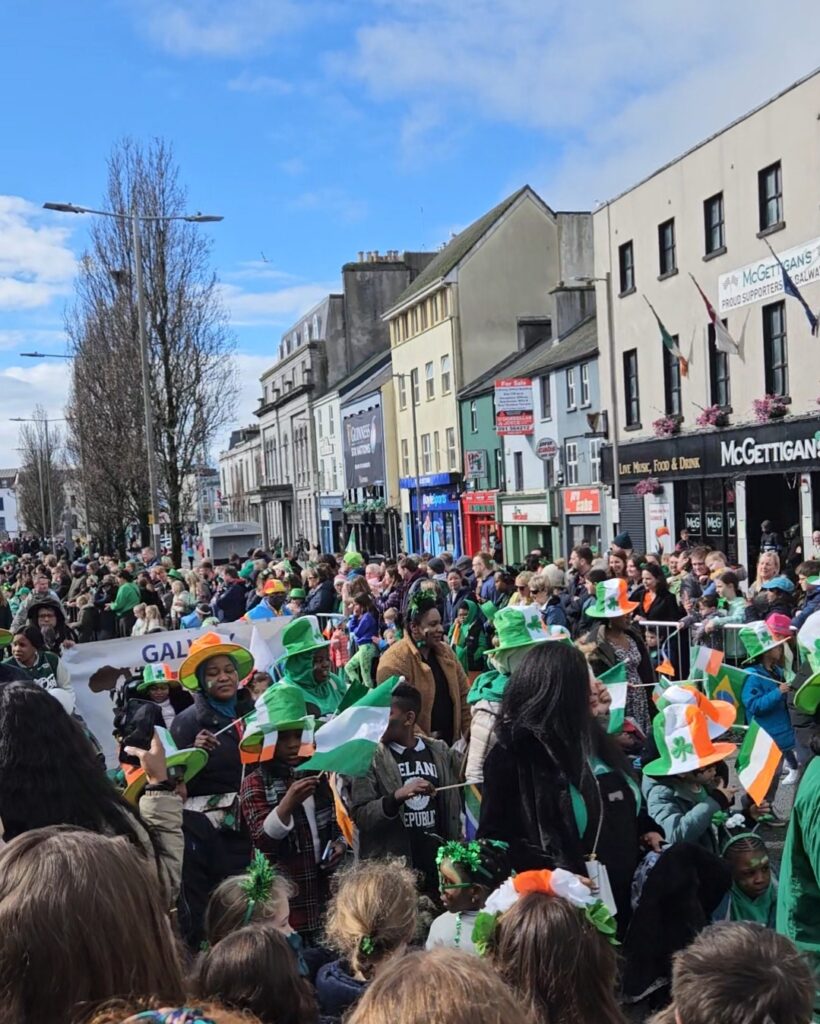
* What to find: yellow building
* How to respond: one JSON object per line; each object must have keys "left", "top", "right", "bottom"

{"left": 383, "top": 185, "right": 589, "bottom": 555}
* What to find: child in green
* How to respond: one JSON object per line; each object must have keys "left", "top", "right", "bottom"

{"left": 448, "top": 600, "right": 487, "bottom": 673}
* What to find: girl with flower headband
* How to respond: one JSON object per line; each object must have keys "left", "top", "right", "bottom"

{"left": 426, "top": 839, "right": 510, "bottom": 954}
{"left": 478, "top": 869, "right": 626, "bottom": 1024}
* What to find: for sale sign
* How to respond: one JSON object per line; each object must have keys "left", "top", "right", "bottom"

{"left": 494, "top": 378, "right": 534, "bottom": 436}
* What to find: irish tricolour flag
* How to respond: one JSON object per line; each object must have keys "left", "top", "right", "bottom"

{"left": 736, "top": 721, "right": 782, "bottom": 805}
{"left": 598, "top": 662, "right": 627, "bottom": 734}
{"left": 299, "top": 678, "right": 395, "bottom": 777}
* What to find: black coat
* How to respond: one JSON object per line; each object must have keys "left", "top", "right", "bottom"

{"left": 171, "top": 689, "right": 254, "bottom": 797}
{"left": 214, "top": 581, "right": 248, "bottom": 623}
{"left": 304, "top": 579, "right": 337, "bottom": 615}
{"left": 442, "top": 586, "right": 471, "bottom": 629}
{"left": 637, "top": 589, "right": 682, "bottom": 624}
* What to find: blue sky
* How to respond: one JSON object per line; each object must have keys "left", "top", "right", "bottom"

{"left": 1, "top": 0, "right": 818, "bottom": 467}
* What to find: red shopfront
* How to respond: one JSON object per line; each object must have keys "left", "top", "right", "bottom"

{"left": 462, "top": 490, "right": 500, "bottom": 556}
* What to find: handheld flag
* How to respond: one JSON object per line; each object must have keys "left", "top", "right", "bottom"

{"left": 598, "top": 662, "right": 627, "bottom": 734}
{"left": 644, "top": 296, "right": 689, "bottom": 376}
{"left": 346, "top": 528, "right": 358, "bottom": 555}
{"left": 298, "top": 677, "right": 396, "bottom": 777}
{"left": 464, "top": 783, "right": 482, "bottom": 840}
{"left": 704, "top": 663, "right": 748, "bottom": 726}
{"left": 762, "top": 237, "right": 819, "bottom": 335}
{"left": 692, "top": 645, "right": 724, "bottom": 679}
{"left": 736, "top": 721, "right": 782, "bottom": 805}
{"left": 690, "top": 274, "right": 742, "bottom": 355}
{"left": 249, "top": 627, "right": 275, "bottom": 673}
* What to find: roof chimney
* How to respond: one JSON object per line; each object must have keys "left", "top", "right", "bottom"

{"left": 357, "top": 251, "right": 365, "bottom": 262}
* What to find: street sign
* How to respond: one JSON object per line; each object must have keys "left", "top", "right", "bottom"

{"left": 535, "top": 437, "right": 558, "bottom": 460}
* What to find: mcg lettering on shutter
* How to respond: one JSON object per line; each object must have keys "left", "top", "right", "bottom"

{"left": 618, "top": 488, "right": 646, "bottom": 549}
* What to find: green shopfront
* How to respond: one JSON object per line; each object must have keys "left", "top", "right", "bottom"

{"left": 601, "top": 414, "right": 820, "bottom": 567}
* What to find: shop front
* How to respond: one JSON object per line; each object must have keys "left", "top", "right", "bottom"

{"left": 498, "top": 493, "right": 556, "bottom": 565}
{"left": 562, "top": 487, "right": 603, "bottom": 555}
{"left": 461, "top": 490, "right": 500, "bottom": 557}
{"left": 601, "top": 415, "right": 820, "bottom": 567}
{"left": 400, "top": 472, "right": 463, "bottom": 557}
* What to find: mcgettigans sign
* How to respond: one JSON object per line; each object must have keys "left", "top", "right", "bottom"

{"left": 721, "top": 434, "right": 820, "bottom": 468}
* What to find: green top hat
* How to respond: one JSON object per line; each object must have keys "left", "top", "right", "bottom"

{"left": 137, "top": 662, "right": 179, "bottom": 693}
{"left": 122, "top": 727, "right": 209, "bottom": 804}
{"left": 240, "top": 683, "right": 315, "bottom": 753}
{"left": 289, "top": 588, "right": 306, "bottom": 600}
{"left": 168, "top": 569, "right": 186, "bottom": 582}
{"left": 739, "top": 621, "right": 789, "bottom": 665}
{"left": 343, "top": 550, "right": 364, "bottom": 569}
{"left": 489, "top": 605, "right": 567, "bottom": 672}
{"left": 279, "top": 615, "right": 330, "bottom": 663}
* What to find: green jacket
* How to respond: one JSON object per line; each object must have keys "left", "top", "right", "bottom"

{"left": 777, "top": 756, "right": 820, "bottom": 1018}
{"left": 110, "top": 580, "right": 141, "bottom": 617}
{"left": 447, "top": 600, "right": 487, "bottom": 673}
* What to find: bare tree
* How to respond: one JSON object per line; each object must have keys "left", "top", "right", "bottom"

{"left": 15, "top": 407, "right": 65, "bottom": 540}
{"left": 66, "top": 137, "right": 237, "bottom": 562}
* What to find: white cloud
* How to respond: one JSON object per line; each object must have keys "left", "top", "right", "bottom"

{"left": 0, "top": 362, "right": 71, "bottom": 468}
{"left": 0, "top": 196, "right": 77, "bottom": 310}
{"left": 227, "top": 71, "right": 294, "bottom": 94}
{"left": 279, "top": 157, "right": 305, "bottom": 176}
{"left": 341, "top": 0, "right": 820, "bottom": 204}
{"left": 136, "top": 0, "right": 305, "bottom": 56}
{"left": 222, "top": 260, "right": 300, "bottom": 283}
{"left": 219, "top": 280, "right": 337, "bottom": 326}
{"left": 290, "top": 188, "right": 367, "bottom": 223}
{"left": 0, "top": 329, "right": 68, "bottom": 353}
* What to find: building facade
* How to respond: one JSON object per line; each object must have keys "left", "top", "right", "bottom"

{"left": 0, "top": 469, "right": 20, "bottom": 539}
{"left": 385, "top": 186, "right": 590, "bottom": 555}
{"left": 313, "top": 390, "right": 344, "bottom": 553}
{"left": 218, "top": 426, "right": 262, "bottom": 526}
{"left": 595, "top": 69, "right": 820, "bottom": 566}
{"left": 457, "top": 390, "right": 505, "bottom": 557}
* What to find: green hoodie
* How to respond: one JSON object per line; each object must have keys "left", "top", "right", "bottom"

{"left": 467, "top": 667, "right": 508, "bottom": 705}
{"left": 282, "top": 650, "right": 347, "bottom": 717}
{"left": 447, "top": 600, "right": 488, "bottom": 673}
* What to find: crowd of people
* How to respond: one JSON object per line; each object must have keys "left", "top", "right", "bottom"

{"left": 1, "top": 524, "right": 820, "bottom": 1024}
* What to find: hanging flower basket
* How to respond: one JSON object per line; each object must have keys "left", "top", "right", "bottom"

{"left": 753, "top": 395, "right": 788, "bottom": 423}
{"left": 652, "top": 414, "right": 683, "bottom": 437}
{"left": 695, "top": 405, "right": 729, "bottom": 428}
{"left": 635, "top": 476, "right": 663, "bottom": 497}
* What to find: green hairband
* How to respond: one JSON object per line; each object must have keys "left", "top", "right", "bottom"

{"left": 435, "top": 839, "right": 509, "bottom": 881}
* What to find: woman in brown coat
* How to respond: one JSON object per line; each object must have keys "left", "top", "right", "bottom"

{"left": 376, "top": 591, "right": 470, "bottom": 744}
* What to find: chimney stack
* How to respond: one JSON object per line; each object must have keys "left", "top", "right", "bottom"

{"left": 357, "top": 251, "right": 365, "bottom": 262}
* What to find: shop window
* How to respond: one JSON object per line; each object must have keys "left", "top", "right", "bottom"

{"left": 566, "top": 367, "right": 576, "bottom": 410}
{"left": 758, "top": 161, "right": 783, "bottom": 231}
{"left": 411, "top": 368, "right": 420, "bottom": 405}
{"left": 398, "top": 375, "right": 407, "bottom": 410}
{"left": 470, "top": 401, "right": 478, "bottom": 433}
{"left": 708, "top": 321, "right": 731, "bottom": 407}
{"left": 421, "top": 433, "right": 432, "bottom": 473}
{"left": 446, "top": 427, "right": 457, "bottom": 470}
{"left": 540, "top": 373, "right": 552, "bottom": 420}
{"left": 623, "top": 349, "right": 640, "bottom": 426}
{"left": 619, "top": 240, "right": 635, "bottom": 294}
{"left": 763, "top": 300, "right": 788, "bottom": 397}
{"left": 565, "top": 442, "right": 579, "bottom": 485}
{"left": 580, "top": 362, "right": 591, "bottom": 407}
{"left": 434, "top": 431, "right": 441, "bottom": 472}
{"left": 425, "top": 361, "right": 435, "bottom": 399}
{"left": 704, "top": 192, "right": 725, "bottom": 255}
{"left": 663, "top": 344, "right": 682, "bottom": 416}
{"left": 440, "top": 354, "right": 451, "bottom": 394}
{"left": 590, "top": 438, "right": 602, "bottom": 484}
{"left": 658, "top": 218, "right": 677, "bottom": 276}
{"left": 513, "top": 451, "right": 524, "bottom": 492}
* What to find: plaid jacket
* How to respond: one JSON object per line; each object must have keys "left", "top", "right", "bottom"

{"left": 240, "top": 762, "right": 340, "bottom": 939}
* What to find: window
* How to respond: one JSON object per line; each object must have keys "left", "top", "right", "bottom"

{"left": 317, "top": 412, "right": 323, "bottom": 439}
{"left": 328, "top": 407, "right": 334, "bottom": 436}
{"left": 331, "top": 460, "right": 338, "bottom": 490}
{"left": 539, "top": 374, "right": 552, "bottom": 420}
{"left": 446, "top": 427, "right": 457, "bottom": 469}
{"left": 763, "top": 300, "right": 788, "bottom": 396}
{"left": 623, "top": 349, "right": 640, "bottom": 426}
{"left": 618, "top": 240, "right": 635, "bottom": 294}
{"left": 440, "top": 290, "right": 449, "bottom": 317}
{"left": 566, "top": 367, "right": 576, "bottom": 409}
{"left": 758, "top": 161, "right": 783, "bottom": 231}
{"left": 658, "top": 218, "right": 677, "bottom": 276}
{"left": 411, "top": 308, "right": 419, "bottom": 334}
{"left": 398, "top": 375, "right": 407, "bottom": 410}
{"left": 708, "top": 322, "right": 731, "bottom": 408}
{"left": 440, "top": 354, "right": 451, "bottom": 394}
{"left": 411, "top": 368, "right": 420, "bottom": 405}
{"left": 590, "top": 438, "right": 602, "bottom": 484}
{"left": 419, "top": 302, "right": 428, "bottom": 331}
{"left": 565, "top": 442, "right": 579, "bottom": 485}
{"left": 425, "top": 361, "right": 435, "bottom": 400}
{"left": 401, "top": 438, "right": 410, "bottom": 477}
{"left": 421, "top": 433, "right": 432, "bottom": 473}
{"left": 433, "top": 431, "right": 441, "bottom": 471}
{"left": 704, "top": 192, "right": 725, "bottom": 255}
{"left": 470, "top": 400, "right": 478, "bottom": 433}
{"left": 580, "top": 362, "right": 591, "bottom": 406}
{"left": 513, "top": 451, "right": 524, "bottom": 492}
{"left": 663, "top": 343, "right": 682, "bottom": 416}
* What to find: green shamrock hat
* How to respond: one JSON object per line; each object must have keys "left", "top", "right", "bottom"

{"left": 122, "top": 727, "right": 209, "bottom": 804}
{"left": 585, "top": 578, "right": 639, "bottom": 619}
{"left": 279, "top": 615, "right": 329, "bottom": 663}
{"left": 137, "top": 662, "right": 179, "bottom": 693}
{"left": 643, "top": 703, "right": 736, "bottom": 777}
{"left": 489, "top": 605, "right": 568, "bottom": 672}
{"left": 739, "top": 621, "right": 789, "bottom": 665}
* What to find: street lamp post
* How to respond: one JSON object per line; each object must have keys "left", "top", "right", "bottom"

{"left": 571, "top": 273, "right": 621, "bottom": 531}
{"left": 392, "top": 373, "right": 423, "bottom": 553}
{"left": 43, "top": 201, "right": 223, "bottom": 551}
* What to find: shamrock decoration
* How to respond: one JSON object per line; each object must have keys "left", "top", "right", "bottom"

{"left": 671, "top": 736, "right": 694, "bottom": 761}
{"left": 606, "top": 596, "right": 618, "bottom": 610}
{"left": 360, "top": 936, "right": 375, "bottom": 956}
{"left": 584, "top": 900, "right": 620, "bottom": 946}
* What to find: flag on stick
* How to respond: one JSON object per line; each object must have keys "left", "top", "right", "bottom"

{"left": 464, "top": 783, "right": 482, "bottom": 840}
{"left": 692, "top": 645, "right": 724, "bottom": 679}
{"left": 704, "top": 662, "right": 748, "bottom": 726}
{"left": 690, "top": 273, "right": 742, "bottom": 355}
{"left": 644, "top": 296, "right": 689, "bottom": 376}
{"left": 736, "top": 720, "right": 782, "bottom": 805}
{"left": 298, "top": 678, "right": 395, "bottom": 777}
{"left": 598, "top": 662, "right": 628, "bottom": 734}
{"left": 346, "top": 528, "right": 358, "bottom": 555}
{"left": 762, "top": 237, "right": 819, "bottom": 335}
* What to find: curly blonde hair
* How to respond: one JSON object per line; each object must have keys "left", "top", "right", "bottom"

{"left": 324, "top": 860, "right": 418, "bottom": 980}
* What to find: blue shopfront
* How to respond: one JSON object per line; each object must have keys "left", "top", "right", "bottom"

{"left": 400, "top": 472, "right": 463, "bottom": 558}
